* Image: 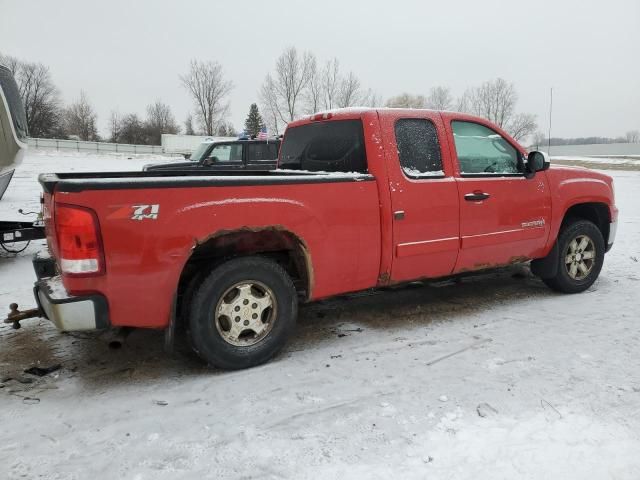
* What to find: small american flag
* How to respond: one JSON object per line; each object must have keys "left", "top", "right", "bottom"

{"left": 257, "top": 126, "right": 268, "bottom": 140}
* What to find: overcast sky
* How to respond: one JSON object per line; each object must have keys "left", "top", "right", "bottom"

{"left": 1, "top": 0, "right": 638, "bottom": 139}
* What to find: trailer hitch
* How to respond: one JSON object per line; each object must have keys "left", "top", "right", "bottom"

{"left": 3, "top": 303, "right": 41, "bottom": 330}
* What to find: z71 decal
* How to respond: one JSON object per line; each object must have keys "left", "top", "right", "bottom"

{"left": 107, "top": 204, "right": 160, "bottom": 221}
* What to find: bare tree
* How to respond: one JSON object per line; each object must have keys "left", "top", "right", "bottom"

{"left": 426, "top": 86, "right": 453, "bottom": 110}
{"left": 507, "top": 113, "right": 538, "bottom": 142}
{"left": 454, "top": 89, "right": 472, "bottom": 113}
{"left": 145, "top": 100, "right": 179, "bottom": 145}
{"left": 336, "top": 72, "right": 362, "bottom": 108}
{"left": 360, "top": 89, "right": 383, "bottom": 107}
{"left": 118, "top": 113, "right": 147, "bottom": 145}
{"left": 259, "top": 75, "right": 282, "bottom": 135}
{"left": 261, "top": 47, "right": 315, "bottom": 126}
{"left": 0, "top": 52, "right": 20, "bottom": 75}
{"left": 531, "top": 131, "right": 547, "bottom": 149}
{"left": 64, "top": 91, "right": 99, "bottom": 141}
{"left": 184, "top": 114, "right": 195, "bottom": 135}
{"left": 461, "top": 78, "right": 516, "bottom": 128}
{"left": 108, "top": 111, "right": 122, "bottom": 143}
{"left": 321, "top": 58, "right": 341, "bottom": 110}
{"left": 625, "top": 130, "right": 639, "bottom": 143}
{"left": 217, "top": 122, "right": 237, "bottom": 137}
{"left": 385, "top": 93, "right": 427, "bottom": 109}
{"left": 180, "top": 59, "right": 233, "bottom": 136}
{"left": 1, "top": 53, "right": 63, "bottom": 138}
{"left": 457, "top": 78, "right": 537, "bottom": 142}
{"left": 305, "top": 58, "right": 378, "bottom": 112}
{"left": 263, "top": 50, "right": 380, "bottom": 128}
{"left": 304, "top": 59, "right": 322, "bottom": 114}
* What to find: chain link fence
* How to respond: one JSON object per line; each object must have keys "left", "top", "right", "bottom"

{"left": 28, "top": 138, "right": 165, "bottom": 154}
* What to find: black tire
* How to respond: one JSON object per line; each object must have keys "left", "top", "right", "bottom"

{"left": 189, "top": 256, "right": 297, "bottom": 369}
{"left": 542, "top": 219, "right": 605, "bottom": 293}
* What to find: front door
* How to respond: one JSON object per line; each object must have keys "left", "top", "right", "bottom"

{"left": 379, "top": 111, "right": 460, "bottom": 282}
{"left": 203, "top": 143, "right": 245, "bottom": 170}
{"left": 445, "top": 118, "right": 552, "bottom": 272}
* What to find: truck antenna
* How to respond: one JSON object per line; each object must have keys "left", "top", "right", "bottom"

{"left": 547, "top": 87, "right": 553, "bottom": 155}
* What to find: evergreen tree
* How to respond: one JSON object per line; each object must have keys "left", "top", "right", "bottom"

{"left": 244, "top": 103, "right": 264, "bottom": 137}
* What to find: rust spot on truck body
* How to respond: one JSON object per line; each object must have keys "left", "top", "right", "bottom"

{"left": 377, "top": 271, "right": 391, "bottom": 286}
{"left": 457, "top": 256, "right": 531, "bottom": 274}
{"left": 189, "top": 226, "right": 313, "bottom": 299}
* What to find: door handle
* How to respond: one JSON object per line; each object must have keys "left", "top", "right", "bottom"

{"left": 464, "top": 192, "right": 490, "bottom": 201}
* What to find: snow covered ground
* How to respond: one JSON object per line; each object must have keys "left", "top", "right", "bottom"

{"left": 552, "top": 155, "right": 640, "bottom": 170}
{"left": 1, "top": 151, "right": 640, "bottom": 479}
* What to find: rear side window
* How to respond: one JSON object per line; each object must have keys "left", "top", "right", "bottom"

{"left": 279, "top": 120, "right": 367, "bottom": 173}
{"left": 395, "top": 119, "right": 443, "bottom": 177}
{"left": 247, "top": 142, "right": 279, "bottom": 161}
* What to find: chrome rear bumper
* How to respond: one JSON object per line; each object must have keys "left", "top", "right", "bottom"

{"left": 34, "top": 275, "right": 109, "bottom": 332}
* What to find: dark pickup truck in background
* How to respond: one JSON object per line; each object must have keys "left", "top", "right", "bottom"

{"left": 143, "top": 138, "right": 281, "bottom": 172}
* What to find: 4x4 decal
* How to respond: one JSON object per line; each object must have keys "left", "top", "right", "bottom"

{"left": 107, "top": 204, "right": 160, "bottom": 221}
{"left": 131, "top": 204, "right": 159, "bottom": 221}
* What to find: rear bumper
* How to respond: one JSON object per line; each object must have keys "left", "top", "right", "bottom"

{"left": 33, "top": 259, "right": 109, "bottom": 331}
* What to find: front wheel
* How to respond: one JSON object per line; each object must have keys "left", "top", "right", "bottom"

{"left": 189, "top": 256, "right": 297, "bottom": 369}
{"left": 542, "top": 219, "right": 605, "bottom": 293}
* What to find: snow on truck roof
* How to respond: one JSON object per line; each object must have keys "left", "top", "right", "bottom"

{"left": 287, "top": 107, "right": 454, "bottom": 128}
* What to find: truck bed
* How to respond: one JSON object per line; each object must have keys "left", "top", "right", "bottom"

{"left": 39, "top": 167, "right": 382, "bottom": 329}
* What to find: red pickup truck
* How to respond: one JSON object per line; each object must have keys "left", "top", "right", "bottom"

{"left": 16, "top": 108, "right": 618, "bottom": 369}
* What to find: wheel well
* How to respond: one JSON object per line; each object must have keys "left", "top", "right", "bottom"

{"left": 562, "top": 202, "right": 610, "bottom": 242}
{"left": 177, "top": 229, "right": 311, "bottom": 309}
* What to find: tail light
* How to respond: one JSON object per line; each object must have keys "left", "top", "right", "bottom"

{"left": 55, "top": 203, "right": 104, "bottom": 276}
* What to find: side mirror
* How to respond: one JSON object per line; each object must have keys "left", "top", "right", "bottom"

{"left": 202, "top": 156, "right": 218, "bottom": 166}
{"left": 525, "top": 151, "right": 550, "bottom": 178}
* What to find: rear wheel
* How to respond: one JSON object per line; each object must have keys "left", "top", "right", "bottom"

{"left": 542, "top": 219, "right": 605, "bottom": 293}
{"left": 189, "top": 256, "right": 297, "bottom": 369}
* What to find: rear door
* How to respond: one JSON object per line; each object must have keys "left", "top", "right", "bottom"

{"left": 443, "top": 115, "right": 552, "bottom": 272}
{"left": 379, "top": 111, "right": 460, "bottom": 282}
{"left": 246, "top": 141, "right": 279, "bottom": 170}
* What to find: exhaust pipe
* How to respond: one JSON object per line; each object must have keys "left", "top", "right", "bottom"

{"left": 107, "top": 327, "right": 133, "bottom": 349}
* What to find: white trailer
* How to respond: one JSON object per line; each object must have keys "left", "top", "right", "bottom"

{"left": 161, "top": 134, "right": 235, "bottom": 156}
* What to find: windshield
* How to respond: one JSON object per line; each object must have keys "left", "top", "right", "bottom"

{"left": 279, "top": 120, "right": 367, "bottom": 173}
{"left": 190, "top": 142, "right": 213, "bottom": 162}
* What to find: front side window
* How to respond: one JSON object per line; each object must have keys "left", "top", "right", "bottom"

{"left": 208, "top": 143, "right": 243, "bottom": 162}
{"left": 279, "top": 120, "right": 367, "bottom": 173}
{"left": 247, "top": 142, "right": 279, "bottom": 161}
{"left": 395, "top": 118, "right": 443, "bottom": 177}
{"left": 452, "top": 121, "right": 520, "bottom": 174}
{"left": 191, "top": 142, "right": 212, "bottom": 162}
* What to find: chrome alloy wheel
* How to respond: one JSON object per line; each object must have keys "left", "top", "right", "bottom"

{"left": 214, "top": 281, "right": 277, "bottom": 346}
{"left": 564, "top": 234, "right": 596, "bottom": 280}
